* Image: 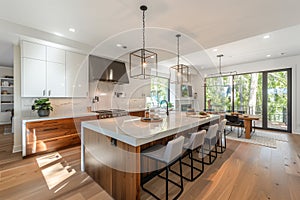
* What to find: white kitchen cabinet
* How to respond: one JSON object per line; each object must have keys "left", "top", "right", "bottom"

{"left": 46, "top": 62, "right": 66, "bottom": 97}
{"left": 22, "top": 59, "right": 65, "bottom": 97}
{"left": 46, "top": 46, "right": 65, "bottom": 64}
{"left": 22, "top": 58, "right": 47, "bottom": 97}
{"left": 66, "top": 52, "right": 88, "bottom": 97}
{"left": 22, "top": 41, "right": 46, "bottom": 60}
{"left": 21, "top": 41, "right": 65, "bottom": 97}
{"left": 21, "top": 40, "right": 88, "bottom": 97}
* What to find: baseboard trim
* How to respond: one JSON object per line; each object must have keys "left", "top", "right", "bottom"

{"left": 13, "top": 145, "right": 22, "bottom": 153}
{"left": 293, "top": 128, "right": 300, "bottom": 134}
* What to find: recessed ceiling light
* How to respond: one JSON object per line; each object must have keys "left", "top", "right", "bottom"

{"left": 263, "top": 35, "right": 270, "bottom": 39}
{"left": 116, "top": 44, "right": 122, "bottom": 47}
{"left": 54, "top": 32, "right": 63, "bottom": 37}
{"left": 69, "top": 28, "right": 76, "bottom": 32}
{"left": 213, "top": 49, "right": 218, "bottom": 52}
{"left": 266, "top": 54, "right": 271, "bottom": 58}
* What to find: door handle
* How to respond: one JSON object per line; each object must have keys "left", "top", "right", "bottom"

{"left": 43, "top": 90, "right": 46, "bottom": 96}
{"left": 48, "top": 90, "right": 51, "bottom": 96}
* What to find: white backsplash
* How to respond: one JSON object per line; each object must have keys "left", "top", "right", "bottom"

{"left": 21, "top": 97, "right": 91, "bottom": 117}
{"left": 90, "top": 80, "right": 150, "bottom": 111}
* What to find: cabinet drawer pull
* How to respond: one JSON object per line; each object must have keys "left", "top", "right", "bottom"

{"left": 48, "top": 90, "right": 51, "bottom": 96}
{"left": 43, "top": 128, "right": 58, "bottom": 131}
{"left": 43, "top": 90, "right": 46, "bottom": 96}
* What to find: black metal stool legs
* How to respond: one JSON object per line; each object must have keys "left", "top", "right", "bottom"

{"left": 170, "top": 149, "right": 204, "bottom": 182}
{"left": 201, "top": 143, "right": 217, "bottom": 165}
{"left": 142, "top": 157, "right": 184, "bottom": 200}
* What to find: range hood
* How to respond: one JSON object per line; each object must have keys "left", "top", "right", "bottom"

{"left": 89, "top": 55, "right": 129, "bottom": 84}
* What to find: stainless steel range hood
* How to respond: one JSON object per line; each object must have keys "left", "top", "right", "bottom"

{"left": 89, "top": 55, "right": 129, "bottom": 84}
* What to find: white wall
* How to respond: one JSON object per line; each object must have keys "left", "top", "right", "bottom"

{"left": 89, "top": 65, "right": 151, "bottom": 111}
{"left": 202, "top": 55, "right": 300, "bottom": 134}
{"left": 191, "top": 73, "right": 204, "bottom": 111}
{"left": 13, "top": 45, "right": 21, "bottom": 152}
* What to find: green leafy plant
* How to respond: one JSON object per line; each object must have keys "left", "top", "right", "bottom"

{"left": 167, "top": 102, "right": 173, "bottom": 108}
{"left": 32, "top": 98, "right": 53, "bottom": 111}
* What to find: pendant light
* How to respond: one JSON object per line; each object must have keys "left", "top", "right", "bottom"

{"left": 206, "top": 54, "right": 237, "bottom": 78}
{"left": 170, "top": 34, "right": 190, "bottom": 84}
{"left": 129, "top": 5, "right": 157, "bottom": 79}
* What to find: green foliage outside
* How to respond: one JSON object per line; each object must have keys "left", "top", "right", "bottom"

{"left": 205, "top": 70, "right": 288, "bottom": 125}
{"left": 267, "top": 71, "right": 288, "bottom": 123}
{"left": 234, "top": 73, "right": 262, "bottom": 114}
{"left": 149, "top": 77, "right": 169, "bottom": 107}
{"left": 205, "top": 75, "right": 232, "bottom": 112}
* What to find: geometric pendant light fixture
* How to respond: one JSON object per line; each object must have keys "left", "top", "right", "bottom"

{"left": 206, "top": 54, "right": 237, "bottom": 78}
{"left": 169, "top": 34, "right": 190, "bottom": 84}
{"left": 129, "top": 5, "right": 158, "bottom": 79}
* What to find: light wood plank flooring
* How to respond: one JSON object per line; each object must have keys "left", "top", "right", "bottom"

{"left": 0, "top": 125, "right": 22, "bottom": 166}
{"left": 0, "top": 132, "right": 299, "bottom": 199}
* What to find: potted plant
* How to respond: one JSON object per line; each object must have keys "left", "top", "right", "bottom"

{"left": 32, "top": 98, "right": 53, "bottom": 117}
{"left": 167, "top": 102, "right": 174, "bottom": 111}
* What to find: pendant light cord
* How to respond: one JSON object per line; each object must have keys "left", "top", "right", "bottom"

{"left": 217, "top": 54, "right": 224, "bottom": 75}
{"left": 177, "top": 35, "right": 180, "bottom": 66}
{"left": 142, "top": 8, "right": 145, "bottom": 50}
{"left": 176, "top": 34, "right": 181, "bottom": 70}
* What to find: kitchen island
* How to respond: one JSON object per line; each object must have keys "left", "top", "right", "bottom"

{"left": 81, "top": 112, "right": 219, "bottom": 200}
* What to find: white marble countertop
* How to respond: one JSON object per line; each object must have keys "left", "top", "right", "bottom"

{"left": 127, "top": 108, "right": 148, "bottom": 112}
{"left": 82, "top": 112, "right": 220, "bottom": 147}
{"left": 22, "top": 112, "right": 98, "bottom": 123}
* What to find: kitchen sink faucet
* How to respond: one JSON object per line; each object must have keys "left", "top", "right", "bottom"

{"left": 160, "top": 100, "right": 169, "bottom": 116}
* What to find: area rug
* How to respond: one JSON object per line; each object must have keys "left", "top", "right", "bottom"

{"left": 226, "top": 129, "right": 288, "bottom": 148}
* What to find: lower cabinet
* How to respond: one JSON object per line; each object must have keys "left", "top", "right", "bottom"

{"left": 25, "top": 115, "right": 97, "bottom": 156}
{"left": 129, "top": 110, "right": 145, "bottom": 117}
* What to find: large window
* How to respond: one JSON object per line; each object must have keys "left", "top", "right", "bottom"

{"left": 205, "top": 69, "right": 291, "bottom": 132}
{"left": 148, "top": 77, "right": 169, "bottom": 107}
{"left": 205, "top": 76, "right": 232, "bottom": 112}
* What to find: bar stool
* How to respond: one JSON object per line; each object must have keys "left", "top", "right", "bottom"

{"left": 217, "top": 119, "right": 227, "bottom": 154}
{"left": 141, "top": 136, "right": 185, "bottom": 200}
{"left": 201, "top": 124, "right": 219, "bottom": 165}
{"left": 170, "top": 130, "right": 206, "bottom": 181}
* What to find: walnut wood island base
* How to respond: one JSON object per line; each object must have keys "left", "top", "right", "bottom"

{"left": 81, "top": 113, "right": 220, "bottom": 200}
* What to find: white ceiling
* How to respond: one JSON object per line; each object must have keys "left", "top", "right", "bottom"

{"left": 0, "top": 0, "right": 300, "bottom": 69}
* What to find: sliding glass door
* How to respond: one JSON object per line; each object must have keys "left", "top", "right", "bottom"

{"left": 205, "top": 68, "right": 292, "bottom": 132}
{"left": 234, "top": 73, "right": 263, "bottom": 127}
{"left": 264, "top": 70, "right": 291, "bottom": 131}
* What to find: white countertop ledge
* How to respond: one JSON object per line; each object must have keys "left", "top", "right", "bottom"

{"left": 82, "top": 112, "right": 220, "bottom": 147}
{"left": 22, "top": 112, "right": 98, "bottom": 123}
{"left": 127, "top": 108, "right": 148, "bottom": 112}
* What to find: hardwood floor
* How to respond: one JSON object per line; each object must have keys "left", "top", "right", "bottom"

{"left": 0, "top": 125, "right": 22, "bottom": 166}
{"left": 0, "top": 146, "right": 113, "bottom": 200}
{"left": 0, "top": 132, "right": 299, "bottom": 200}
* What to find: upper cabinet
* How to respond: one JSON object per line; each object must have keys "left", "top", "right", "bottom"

{"left": 66, "top": 52, "right": 88, "bottom": 97}
{"left": 46, "top": 46, "right": 65, "bottom": 64}
{"left": 21, "top": 41, "right": 88, "bottom": 98}
{"left": 22, "top": 58, "right": 47, "bottom": 97}
{"left": 22, "top": 41, "right": 46, "bottom": 60}
{"left": 46, "top": 62, "right": 66, "bottom": 97}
